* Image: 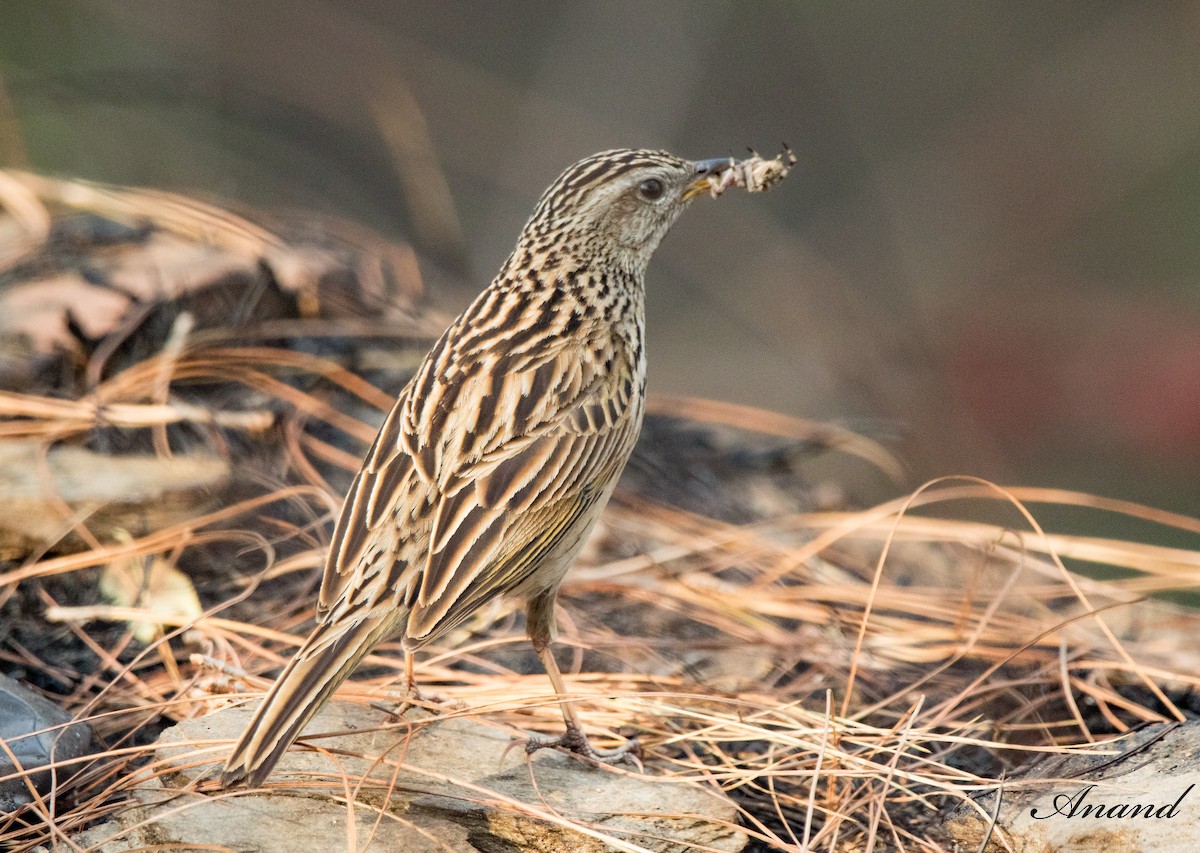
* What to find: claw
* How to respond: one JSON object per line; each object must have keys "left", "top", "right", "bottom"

{"left": 370, "top": 686, "right": 424, "bottom": 720}
{"left": 517, "top": 721, "right": 641, "bottom": 768}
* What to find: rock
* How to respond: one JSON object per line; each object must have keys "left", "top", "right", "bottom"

{"left": 943, "top": 720, "right": 1200, "bottom": 852}
{"left": 71, "top": 701, "right": 747, "bottom": 852}
{"left": 0, "top": 674, "right": 93, "bottom": 813}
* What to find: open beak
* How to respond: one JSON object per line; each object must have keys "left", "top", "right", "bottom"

{"left": 683, "top": 157, "right": 735, "bottom": 201}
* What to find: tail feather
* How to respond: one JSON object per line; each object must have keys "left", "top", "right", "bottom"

{"left": 221, "top": 614, "right": 398, "bottom": 788}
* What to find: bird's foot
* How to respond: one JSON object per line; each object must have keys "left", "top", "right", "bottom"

{"left": 372, "top": 698, "right": 417, "bottom": 719}
{"left": 372, "top": 679, "right": 431, "bottom": 719}
{"left": 521, "top": 722, "right": 641, "bottom": 768}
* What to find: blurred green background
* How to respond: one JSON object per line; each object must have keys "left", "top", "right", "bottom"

{"left": 2, "top": 1, "right": 1197, "bottom": 538}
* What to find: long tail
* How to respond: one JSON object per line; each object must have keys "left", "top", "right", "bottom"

{"left": 220, "top": 614, "right": 398, "bottom": 788}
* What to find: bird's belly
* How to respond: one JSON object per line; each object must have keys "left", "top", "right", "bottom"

{"left": 512, "top": 478, "right": 619, "bottom": 600}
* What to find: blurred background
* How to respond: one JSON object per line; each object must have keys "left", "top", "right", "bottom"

{"left": 1, "top": 1, "right": 1197, "bottom": 540}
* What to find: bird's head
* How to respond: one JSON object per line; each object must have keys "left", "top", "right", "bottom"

{"left": 518, "top": 148, "right": 734, "bottom": 274}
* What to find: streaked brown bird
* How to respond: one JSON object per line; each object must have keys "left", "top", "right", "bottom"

{"left": 222, "top": 148, "right": 744, "bottom": 787}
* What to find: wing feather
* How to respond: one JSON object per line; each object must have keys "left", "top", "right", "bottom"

{"left": 407, "top": 340, "right": 638, "bottom": 643}
{"left": 318, "top": 384, "right": 419, "bottom": 618}
{"left": 407, "top": 488, "right": 595, "bottom": 642}
{"left": 418, "top": 429, "right": 592, "bottom": 609}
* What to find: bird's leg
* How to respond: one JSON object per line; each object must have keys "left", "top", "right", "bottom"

{"left": 403, "top": 649, "right": 424, "bottom": 705}
{"left": 520, "top": 591, "right": 639, "bottom": 766}
{"left": 373, "top": 649, "right": 425, "bottom": 718}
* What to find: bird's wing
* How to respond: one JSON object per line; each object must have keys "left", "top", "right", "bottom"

{"left": 407, "top": 484, "right": 598, "bottom": 641}
{"left": 405, "top": 339, "right": 640, "bottom": 641}
{"left": 398, "top": 320, "right": 615, "bottom": 491}
{"left": 317, "top": 325, "right": 639, "bottom": 632}
{"left": 317, "top": 380, "right": 424, "bottom": 619}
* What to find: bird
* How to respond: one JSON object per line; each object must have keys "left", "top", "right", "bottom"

{"left": 221, "top": 148, "right": 745, "bottom": 787}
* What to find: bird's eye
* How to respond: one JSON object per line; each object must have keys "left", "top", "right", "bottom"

{"left": 637, "top": 178, "right": 664, "bottom": 200}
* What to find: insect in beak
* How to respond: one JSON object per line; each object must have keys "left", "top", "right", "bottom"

{"left": 683, "top": 157, "right": 736, "bottom": 201}
{"left": 686, "top": 146, "right": 797, "bottom": 200}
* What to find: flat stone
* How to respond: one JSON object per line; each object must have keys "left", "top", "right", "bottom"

{"left": 0, "top": 674, "right": 94, "bottom": 813}
{"left": 943, "top": 720, "right": 1200, "bottom": 852}
{"left": 71, "top": 701, "right": 747, "bottom": 852}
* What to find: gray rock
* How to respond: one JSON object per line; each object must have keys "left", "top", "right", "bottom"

{"left": 0, "top": 673, "right": 93, "bottom": 813}
{"left": 71, "top": 701, "right": 747, "bottom": 852}
{"left": 943, "top": 720, "right": 1200, "bottom": 852}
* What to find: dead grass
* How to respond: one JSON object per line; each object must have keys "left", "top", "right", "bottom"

{"left": 3, "top": 369, "right": 1198, "bottom": 850}
{"left": 2, "top": 172, "right": 1198, "bottom": 852}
